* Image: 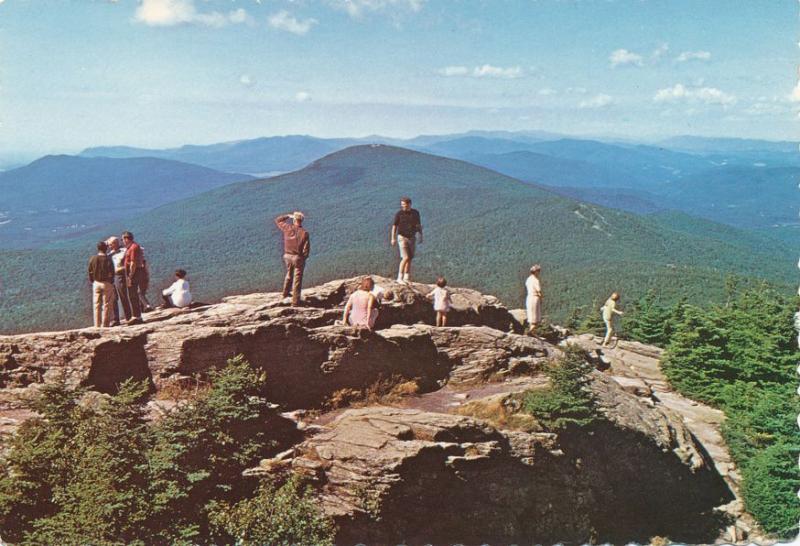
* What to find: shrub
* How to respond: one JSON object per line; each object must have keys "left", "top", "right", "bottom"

{"left": 209, "top": 476, "right": 336, "bottom": 546}
{"left": 522, "top": 344, "right": 598, "bottom": 430}
{"left": 0, "top": 356, "right": 289, "bottom": 545}
{"left": 146, "top": 355, "right": 279, "bottom": 543}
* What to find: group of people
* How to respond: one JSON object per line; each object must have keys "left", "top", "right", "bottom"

{"left": 525, "top": 264, "right": 624, "bottom": 345}
{"left": 88, "top": 197, "right": 622, "bottom": 344}
{"left": 274, "top": 196, "right": 625, "bottom": 342}
{"left": 87, "top": 231, "right": 192, "bottom": 328}
{"left": 275, "top": 197, "right": 450, "bottom": 331}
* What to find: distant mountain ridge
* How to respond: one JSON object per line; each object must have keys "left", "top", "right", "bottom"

{"left": 2, "top": 144, "right": 793, "bottom": 334}
{"left": 0, "top": 155, "right": 254, "bottom": 248}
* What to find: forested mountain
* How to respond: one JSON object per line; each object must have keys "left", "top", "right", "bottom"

{"left": 0, "top": 156, "right": 254, "bottom": 249}
{"left": 659, "top": 165, "right": 800, "bottom": 229}
{"left": 2, "top": 145, "right": 793, "bottom": 334}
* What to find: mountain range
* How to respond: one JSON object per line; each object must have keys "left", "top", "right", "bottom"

{"left": 0, "top": 155, "right": 253, "bottom": 248}
{"left": 2, "top": 144, "right": 793, "bottom": 334}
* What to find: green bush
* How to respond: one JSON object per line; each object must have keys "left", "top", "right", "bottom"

{"left": 740, "top": 441, "right": 800, "bottom": 537}
{"left": 146, "top": 355, "right": 279, "bottom": 543}
{"left": 658, "top": 285, "right": 800, "bottom": 538}
{"left": 522, "top": 344, "right": 598, "bottom": 429}
{"left": 209, "top": 476, "right": 336, "bottom": 546}
{"left": 0, "top": 356, "right": 321, "bottom": 545}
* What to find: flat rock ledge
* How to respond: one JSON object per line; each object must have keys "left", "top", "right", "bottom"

{"left": 0, "top": 278, "right": 745, "bottom": 543}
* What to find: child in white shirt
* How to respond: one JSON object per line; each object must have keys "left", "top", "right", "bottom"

{"left": 429, "top": 276, "right": 452, "bottom": 327}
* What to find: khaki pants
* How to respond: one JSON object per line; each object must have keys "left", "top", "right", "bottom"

{"left": 282, "top": 254, "right": 306, "bottom": 306}
{"left": 93, "top": 281, "right": 115, "bottom": 327}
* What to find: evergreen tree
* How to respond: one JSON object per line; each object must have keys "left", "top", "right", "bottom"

{"left": 625, "top": 289, "right": 669, "bottom": 346}
{"left": 24, "top": 380, "right": 152, "bottom": 545}
{"left": 577, "top": 299, "right": 606, "bottom": 336}
{"left": 660, "top": 285, "right": 800, "bottom": 537}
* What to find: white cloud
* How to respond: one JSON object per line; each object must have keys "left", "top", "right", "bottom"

{"left": 578, "top": 94, "right": 613, "bottom": 109}
{"left": 653, "top": 83, "right": 736, "bottom": 106}
{"left": 327, "top": 0, "right": 425, "bottom": 19}
{"left": 609, "top": 49, "right": 643, "bottom": 68}
{"left": 437, "top": 65, "right": 523, "bottom": 79}
{"left": 240, "top": 74, "right": 254, "bottom": 87}
{"left": 438, "top": 66, "right": 469, "bottom": 77}
{"left": 472, "top": 64, "right": 523, "bottom": 78}
{"left": 295, "top": 91, "right": 312, "bottom": 102}
{"left": 268, "top": 10, "right": 318, "bottom": 35}
{"left": 134, "top": 0, "right": 251, "bottom": 27}
{"left": 675, "top": 50, "right": 712, "bottom": 63}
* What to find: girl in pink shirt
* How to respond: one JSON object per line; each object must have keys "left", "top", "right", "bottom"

{"left": 343, "top": 277, "right": 378, "bottom": 330}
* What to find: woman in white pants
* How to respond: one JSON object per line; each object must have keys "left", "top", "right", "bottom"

{"left": 525, "top": 264, "right": 542, "bottom": 335}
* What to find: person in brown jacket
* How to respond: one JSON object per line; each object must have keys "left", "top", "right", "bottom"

{"left": 88, "top": 240, "right": 115, "bottom": 327}
{"left": 275, "top": 211, "right": 310, "bottom": 306}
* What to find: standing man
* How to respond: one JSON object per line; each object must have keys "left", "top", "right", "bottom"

{"left": 107, "top": 236, "right": 128, "bottom": 326}
{"left": 88, "top": 241, "right": 115, "bottom": 328}
{"left": 390, "top": 197, "right": 423, "bottom": 284}
{"left": 122, "top": 231, "right": 145, "bottom": 325}
{"left": 525, "top": 264, "right": 543, "bottom": 336}
{"left": 275, "top": 211, "right": 310, "bottom": 306}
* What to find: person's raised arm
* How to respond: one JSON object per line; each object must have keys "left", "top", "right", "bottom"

{"left": 274, "top": 214, "right": 292, "bottom": 232}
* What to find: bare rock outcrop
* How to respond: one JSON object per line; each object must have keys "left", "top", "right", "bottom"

{"left": 266, "top": 393, "right": 731, "bottom": 544}
{"left": 0, "top": 278, "right": 741, "bottom": 543}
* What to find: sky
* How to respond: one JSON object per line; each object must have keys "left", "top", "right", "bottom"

{"left": 1, "top": 0, "right": 798, "bottom": 157}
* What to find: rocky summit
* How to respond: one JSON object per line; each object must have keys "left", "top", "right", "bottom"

{"left": 0, "top": 276, "right": 758, "bottom": 544}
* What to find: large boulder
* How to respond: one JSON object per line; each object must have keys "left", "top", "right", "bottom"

{"left": 265, "top": 386, "right": 732, "bottom": 544}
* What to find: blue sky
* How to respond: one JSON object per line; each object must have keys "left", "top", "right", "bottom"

{"left": 1, "top": 0, "right": 798, "bottom": 155}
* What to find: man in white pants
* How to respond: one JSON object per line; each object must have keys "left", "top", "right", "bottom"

{"left": 525, "top": 264, "right": 543, "bottom": 336}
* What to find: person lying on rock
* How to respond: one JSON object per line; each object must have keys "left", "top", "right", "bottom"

{"left": 343, "top": 277, "right": 378, "bottom": 330}
{"left": 161, "top": 269, "right": 193, "bottom": 309}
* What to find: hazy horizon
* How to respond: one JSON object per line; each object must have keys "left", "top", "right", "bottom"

{"left": 2, "top": 0, "right": 797, "bottom": 159}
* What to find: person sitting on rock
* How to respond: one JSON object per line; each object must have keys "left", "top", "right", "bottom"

{"left": 525, "top": 264, "right": 543, "bottom": 335}
{"left": 161, "top": 269, "right": 193, "bottom": 309}
{"left": 428, "top": 276, "right": 452, "bottom": 327}
{"left": 601, "top": 292, "right": 624, "bottom": 347}
{"left": 343, "top": 277, "right": 378, "bottom": 330}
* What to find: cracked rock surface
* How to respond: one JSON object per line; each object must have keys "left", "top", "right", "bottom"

{"left": 0, "top": 277, "right": 747, "bottom": 543}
